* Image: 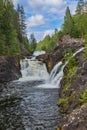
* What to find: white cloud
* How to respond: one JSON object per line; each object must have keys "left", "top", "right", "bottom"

{"left": 28, "top": 0, "right": 44, "bottom": 9}
{"left": 13, "top": 0, "right": 19, "bottom": 5}
{"left": 43, "top": 29, "right": 54, "bottom": 38}
{"left": 27, "top": 14, "right": 45, "bottom": 28}
{"left": 45, "top": 0, "right": 63, "bottom": 6}
{"left": 27, "top": 31, "right": 44, "bottom": 42}
{"left": 28, "top": 0, "right": 63, "bottom": 9}
{"left": 49, "top": 8, "right": 59, "bottom": 13}
{"left": 13, "top": 0, "right": 78, "bottom": 41}
{"left": 27, "top": 29, "right": 55, "bottom": 42}
{"left": 69, "top": 2, "right": 78, "bottom": 15}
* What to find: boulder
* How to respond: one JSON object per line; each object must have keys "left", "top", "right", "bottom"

{"left": 58, "top": 49, "right": 87, "bottom": 129}
{"left": 0, "top": 56, "right": 21, "bottom": 82}
{"left": 61, "top": 104, "right": 87, "bottom": 130}
{"left": 37, "top": 40, "right": 84, "bottom": 73}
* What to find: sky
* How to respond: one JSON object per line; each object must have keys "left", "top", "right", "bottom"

{"left": 13, "top": 0, "right": 79, "bottom": 42}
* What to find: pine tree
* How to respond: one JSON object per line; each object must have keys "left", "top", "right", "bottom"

{"left": 74, "top": 0, "right": 87, "bottom": 38}
{"left": 2, "top": 0, "right": 20, "bottom": 54}
{"left": 29, "top": 34, "right": 37, "bottom": 52}
{"left": 17, "top": 4, "right": 26, "bottom": 42}
{"left": 62, "top": 6, "right": 74, "bottom": 36}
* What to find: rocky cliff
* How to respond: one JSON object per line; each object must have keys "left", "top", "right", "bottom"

{"left": 37, "top": 37, "right": 87, "bottom": 130}
{"left": 57, "top": 48, "right": 87, "bottom": 130}
{"left": 37, "top": 37, "right": 84, "bottom": 72}
{"left": 0, "top": 56, "right": 22, "bottom": 82}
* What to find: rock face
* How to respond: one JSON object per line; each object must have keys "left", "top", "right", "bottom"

{"left": 59, "top": 52, "right": 87, "bottom": 112}
{"left": 37, "top": 39, "right": 84, "bottom": 72}
{"left": 37, "top": 37, "right": 86, "bottom": 130}
{"left": 61, "top": 104, "right": 87, "bottom": 130}
{"left": 61, "top": 34, "right": 84, "bottom": 45}
{"left": 37, "top": 45, "right": 64, "bottom": 72}
{"left": 58, "top": 49, "right": 87, "bottom": 129}
{"left": 0, "top": 56, "right": 21, "bottom": 82}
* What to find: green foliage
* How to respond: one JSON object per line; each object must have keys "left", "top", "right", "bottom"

{"left": 23, "top": 37, "right": 30, "bottom": 52}
{"left": 73, "top": 1, "right": 87, "bottom": 38}
{"left": 36, "top": 1, "right": 87, "bottom": 52}
{"left": 80, "top": 89, "right": 87, "bottom": 104}
{"left": 7, "top": 30, "right": 21, "bottom": 55}
{"left": 62, "top": 49, "right": 73, "bottom": 63}
{"left": 58, "top": 97, "right": 69, "bottom": 105}
{"left": 58, "top": 56, "right": 78, "bottom": 109}
{"left": 0, "top": 0, "right": 30, "bottom": 55}
{"left": 65, "top": 57, "right": 78, "bottom": 81}
{"left": 62, "top": 6, "right": 74, "bottom": 36}
{"left": 36, "top": 31, "right": 60, "bottom": 52}
{"left": 62, "top": 57, "right": 78, "bottom": 95}
{"left": 67, "top": 57, "right": 78, "bottom": 69}
{"left": 83, "top": 42, "right": 87, "bottom": 58}
{"left": 17, "top": 4, "right": 26, "bottom": 41}
{"left": 0, "top": 32, "right": 6, "bottom": 55}
{"left": 29, "top": 34, "right": 37, "bottom": 53}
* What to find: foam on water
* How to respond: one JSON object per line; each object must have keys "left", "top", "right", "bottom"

{"left": 18, "top": 47, "right": 84, "bottom": 88}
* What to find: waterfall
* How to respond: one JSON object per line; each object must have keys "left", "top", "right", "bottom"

{"left": 49, "top": 62, "right": 66, "bottom": 87}
{"left": 36, "top": 61, "right": 67, "bottom": 88}
{"left": 73, "top": 47, "right": 84, "bottom": 56}
{"left": 20, "top": 58, "right": 30, "bottom": 78}
{"left": 49, "top": 61, "right": 62, "bottom": 82}
{"left": 33, "top": 50, "right": 46, "bottom": 57}
{"left": 19, "top": 58, "right": 49, "bottom": 82}
{"left": 37, "top": 47, "right": 84, "bottom": 88}
{"left": 19, "top": 47, "right": 84, "bottom": 88}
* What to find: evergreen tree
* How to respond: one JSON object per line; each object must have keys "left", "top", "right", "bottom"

{"left": 0, "top": 0, "right": 30, "bottom": 55}
{"left": 29, "top": 34, "right": 37, "bottom": 52}
{"left": 62, "top": 6, "right": 74, "bottom": 36}
{"left": 3, "top": 0, "right": 20, "bottom": 54}
{"left": 75, "top": 2, "right": 82, "bottom": 15}
{"left": 17, "top": 4, "right": 26, "bottom": 42}
{"left": 74, "top": 0, "right": 87, "bottom": 38}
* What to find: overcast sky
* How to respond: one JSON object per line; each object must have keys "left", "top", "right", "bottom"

{"left": 13, "top": 0, "right": 78, "bottom": 42}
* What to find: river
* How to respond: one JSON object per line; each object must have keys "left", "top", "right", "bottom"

{"left": 0, "top": 52, "right": 62, "bottom": 130}
{"left": 0, "top": 48, "right": 84, "bottom": 130}
{"left": 0, "top": 81, "right": 61, "bottom": 130}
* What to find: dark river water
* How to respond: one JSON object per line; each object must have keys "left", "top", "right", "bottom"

{"left": 0, "top": 80, "right": 61, "bottom": 130}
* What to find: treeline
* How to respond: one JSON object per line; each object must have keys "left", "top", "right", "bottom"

{"left": 37, "top": 0, "right": 87, "bottom": 51}
{"left": 0, "top": 0, "right": 37, "bottom": 55}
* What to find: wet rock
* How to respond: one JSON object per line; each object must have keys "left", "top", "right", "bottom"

{"left": 59, "top": 50, "right": 87, "bottom": 129}
{"left": 83, "top": 61, "right": 87, "bottom": 70}
{"left": 59, "top": 54, "right": 87, "bottom": 111}
{"left": 61, "top": 104, "right": 87, "bottom": 130}
{"left": 0, "top": 56, "right": 21, "bottom": 82}
{"left": 37, "top": 38, "right": 84, "bottom": 73}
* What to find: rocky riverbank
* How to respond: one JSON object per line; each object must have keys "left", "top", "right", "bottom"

{"left": 0, "top": 56, "right": 21, "bottom": 82}
{"left": 0, "top": 35, "right": 86, "bottom": 129}
{"left": 37, "top": 36, "right": 87, "bottom": 130}
{"left": 57, "top": 48, "right": 87, "bottom": 130}
{"left": 37, "top": 35, "right": 84, "bottom": 72}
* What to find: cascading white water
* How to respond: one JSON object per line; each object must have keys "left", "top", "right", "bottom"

{"left": 19, "top": 47, "right": 84, "bottom": 88}
{"left": 73, "top": 47, "right": 84, "bottom": 56}
{"left": 49, "top": 62, "right": 66, "bottom": 87}
{"left": 49, "top": 61, "right": 62, "bottom": 82}
{"left": 33, "top": 50, "right": 46, "bottom": 57}
{"left": 37, "top": 47, "right": 84, "bottom": 88}
{"left": 20, "top": 58, "right": 30, "bottom": 78}
{"left": 19, "top": 58, "right": 49, "bottom": 82}
{"left": 36, "top": 61, "right": 68, "bottom": 88}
